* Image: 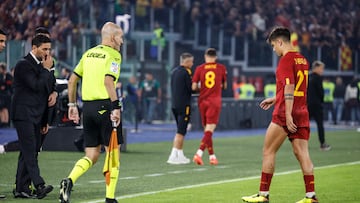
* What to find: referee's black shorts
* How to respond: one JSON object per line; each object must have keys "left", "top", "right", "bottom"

{"left": 172, "top": 105, "right": 191, "bottom": 135}
{"left": 82, "top": 100, "right": 124, "bottom": 147}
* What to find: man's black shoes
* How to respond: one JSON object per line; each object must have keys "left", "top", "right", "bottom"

{"left": 13, "top": 190, "right": 34, "bottom": 199}
{"left": 106, "top": 198, "right": 118, "bottom": 203}
{"left": 36, "top": 184, "right": 53, "bottom": 199}
{"left": 13, "top": 184, "right": 52, "bottom": 199}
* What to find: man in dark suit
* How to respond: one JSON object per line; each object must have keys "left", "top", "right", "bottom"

{"left": 11, "top": 27, "right": 58, "bottom": 199}
{"left": 307, "top": 60, "right": 331, "bottom": 151}
{"left": 11, "top": 34, "right": 54, "bottom": 199}
{"left": 0, "top": 27, "right": 7, "bottom": 200}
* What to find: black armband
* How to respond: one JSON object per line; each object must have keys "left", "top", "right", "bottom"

{"left": 111, "top": 100, "right": 121, "bottom": 109}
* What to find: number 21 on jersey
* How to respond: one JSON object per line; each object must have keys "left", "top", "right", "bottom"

{"left": 294, "top": 70, "right": 308, "bottom": 97}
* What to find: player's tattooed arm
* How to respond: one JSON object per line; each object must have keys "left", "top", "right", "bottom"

{"left": 284, "top": 93, "right": 294, "bottom": 100}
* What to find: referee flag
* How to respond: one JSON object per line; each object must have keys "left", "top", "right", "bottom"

{"left": 103, "top": 122, "right": 120, "bottom": 186}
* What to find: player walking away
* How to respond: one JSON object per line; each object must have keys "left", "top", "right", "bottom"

{"left": 167, "top": 53, "right": 194, "bottom": 165}
{"left": 192, "top": 48, "right": 227, "bottom": 166}
{"left": 59, "top": 22, "right": 124, "bottom": 203}
{"left": 242, "top": 27, "right": 319, "bottom": 203}
{"left": 307, "top": 61, "right": 331, "bottom": 151}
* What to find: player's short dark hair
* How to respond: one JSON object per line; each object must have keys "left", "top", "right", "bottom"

{"left": 267, "top": 27, "right": 291, "bottom": 43}
{"left": 0, "top": 29, "right": 7, "bottom": 36}
{"left": 311, "top": 60, "right": 324, "bottom": 70}
{"left": 180, "top": 52, "right": 193, "bottom": 61}
{"left": 32, "top": 34, "right": 51, "bottom": 47}
{"left": 35, "top": 27, "right": 50, "bottom": 37}
{"left": 205, "top": 48, "right": 217, "bottom": 57}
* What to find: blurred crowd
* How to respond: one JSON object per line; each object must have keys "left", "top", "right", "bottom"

{"left": 0, "top": 0, "right": 74, "bottom": 42}
{"left": 0, "top": 0, "right": 358, "bottom": 51}
{"left": 184, "top": 0, "right": 359, "bottom": 50}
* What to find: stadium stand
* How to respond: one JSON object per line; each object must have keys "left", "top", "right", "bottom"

{"left": 0, "top": 0, "right": 358, "bottom": 53}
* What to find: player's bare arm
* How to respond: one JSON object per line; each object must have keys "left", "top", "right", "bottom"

{"left": 259, "top": 97, "right": 276, "bottom": 110}
{"left": 284, "top": 84, "right": 297, "bottom": 133}
{"left": 192, "top": 82, "right": 199, "bottom": 92}
{"left": 104, "top": 75, "right": 121, "bottom": 126}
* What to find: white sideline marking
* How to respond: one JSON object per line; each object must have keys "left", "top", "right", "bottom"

{"left": 119, "top": 176, "right": 139, "bottom": 180}
{"left": 84, "top": 161, "right": 360, "bottom": 203}
{"left": 192, "top": 168, "right": 208, "bottom": 172}
{"left": 215, "top": 165, "right": 229, "bottom": 169}
{"left": 167, "top": 170, "right": 187, "bottom": 174}
{"left": 144, "top": 173, "right": 165, "bottom": 177}
{"left": 89, "top": 180, "right": 105, "bottom": 183}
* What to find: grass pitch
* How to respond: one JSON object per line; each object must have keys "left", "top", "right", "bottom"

{"left": 0, "top": 129, "right": 359, "bottom": 202}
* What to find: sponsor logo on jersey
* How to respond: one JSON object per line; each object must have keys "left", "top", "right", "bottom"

{"left": 87, "top": 52, "right": 106, "bottom": 59}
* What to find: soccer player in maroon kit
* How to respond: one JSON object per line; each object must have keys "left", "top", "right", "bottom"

{"left": 242, "top": 27, "right": 318, "bottom": 203}
{"left": 192, "top": 48, "right": 227, "bottom": 166}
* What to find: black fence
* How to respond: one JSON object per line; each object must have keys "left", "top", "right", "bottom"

{"left": 191, "top": 98, "right": 273, "bottom": 131}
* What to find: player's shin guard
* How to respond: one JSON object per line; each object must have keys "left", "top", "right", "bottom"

{"left": 204, "top": 131, "right": 214, "bottom": 155}
{"left": 68, "top": 156, "right": 93, "bottom": 183}
{"left": 199, "top": 131, "right": 213, "bottom": 151}
{"left": 199, "top": 140, "right": 206, "bottom": 151}
{"left": 106, "top": 167, "right": 120, "bottom": 199}
{"left": 259, "top": 172, "right": 273, "bottom": 194}
{"left": 304, "top": 175, "right": 315, "bottom": 197}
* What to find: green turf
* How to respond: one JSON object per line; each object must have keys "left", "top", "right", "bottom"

{"left": 0, "top": 129, "right": 359, "bottom": 203}
{"left": 117, "top": 163, "right": 360, "bottom": 203}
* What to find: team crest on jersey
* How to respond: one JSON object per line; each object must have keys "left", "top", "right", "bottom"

{"left": 110, "top": 62, "right": 120, "bottom": 74}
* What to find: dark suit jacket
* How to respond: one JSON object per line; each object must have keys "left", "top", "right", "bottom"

{"left": 11, "top": 53, "right": 53, "bottom": 126}
{"left": 307, "top": 72, "right": 324, "bottom": 107}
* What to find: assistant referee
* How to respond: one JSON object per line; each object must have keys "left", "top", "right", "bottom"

{"left": 59, "top": 22, "right": 124, "bottom": 203}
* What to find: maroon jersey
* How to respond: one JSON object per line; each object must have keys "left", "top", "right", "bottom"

{"left": 192, "top": 62, "right": 227, "bottom": 105}
{"left": 272, "top": 51, "right": 309, "bottom": 127}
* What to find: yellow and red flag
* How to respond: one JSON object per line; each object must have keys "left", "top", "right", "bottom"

{"left": 291, "top": 32, "right": 300, "bottom": 52}
{"left": 103, "top": 123, "right": 119, "bottom": 186}
{"left": 340, "top": 44, "right": 352, "bottom": 71}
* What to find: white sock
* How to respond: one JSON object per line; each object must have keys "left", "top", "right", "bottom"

{"left": 306, "top": 192, "right": 315, "bottom": 198}
{"left": 0, "top": 145, "right": 5, "bottom": 154}
{"left": 196, "top": 149, "right": 203, "bottom": 157}
{"left": 177, "top": 149, "right": 185, "bottom": 157}
{"left": 209, "top": 154, "right": 216, "bottom": 160}
{"left": 170, "top": 148, "right": 177, "bottom": 158}
{"left": 259, "top": 191, "right": 269, "bottom": 197}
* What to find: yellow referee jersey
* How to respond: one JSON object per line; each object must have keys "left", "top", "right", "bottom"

{"left": 74, "top": 45, "right": 121, "bottom": 101}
